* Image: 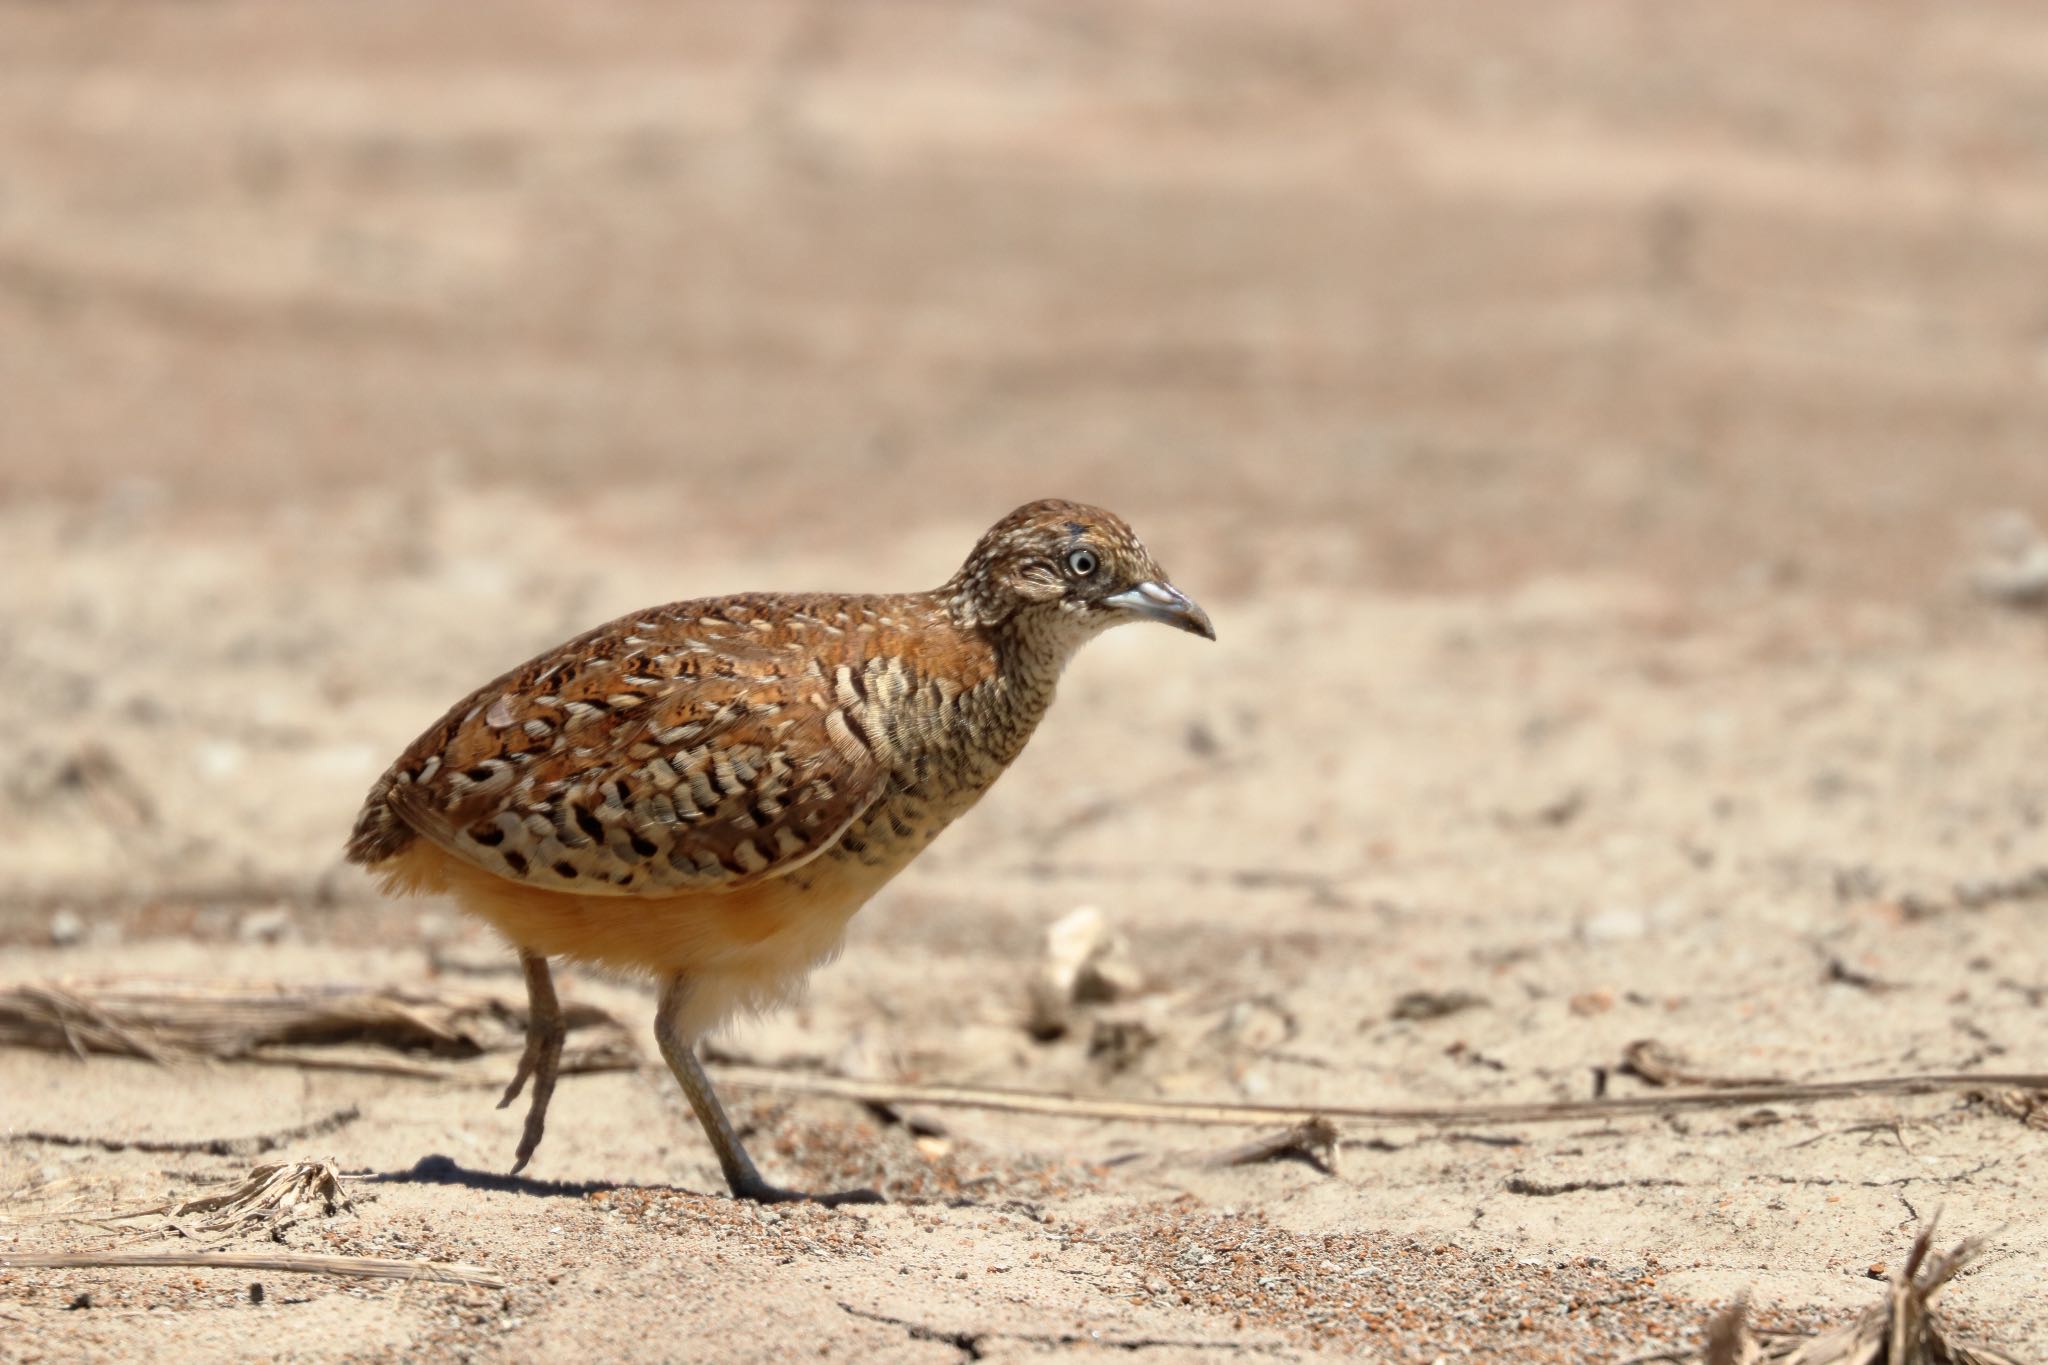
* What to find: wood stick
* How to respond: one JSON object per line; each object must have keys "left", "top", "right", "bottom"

{"left": 708, "top": 1065, "right": 2048, "bottom": 1129}
{"left": 0, "top": 1249, "right": 503, "bottom": 1289}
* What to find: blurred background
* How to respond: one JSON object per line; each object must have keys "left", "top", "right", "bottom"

{"left": 7, "top": 0, "right": 2048, "bottom": 594}
{"left": 11, "top": 0, "right": 2048, "bottom": 913}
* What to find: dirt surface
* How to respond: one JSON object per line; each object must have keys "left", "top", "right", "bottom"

{"left": 4, "top": 2, "right": 2048, "bottom": 1361}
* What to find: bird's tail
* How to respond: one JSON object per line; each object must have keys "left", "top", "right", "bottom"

{"left": 344, "top": 771, "right": 418, "bottom": 867}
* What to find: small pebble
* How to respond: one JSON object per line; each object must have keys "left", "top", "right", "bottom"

{"left": 48, "top": 908, "right": 85, "bottom": 947}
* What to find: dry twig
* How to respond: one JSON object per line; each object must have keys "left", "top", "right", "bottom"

{"left": 1203, "top": 1117, "right": 1342, "bottom": 1175}
{"left": 1623, "top": 1039, "right": 1789, "bottom": 1089}
{"left": 0, "top": 978, "right": 630, "bottom": 1070}
{"left": 0, "top": 1249, "right": 502, "bottom": 1289}
{"left": 709, "top": 1064, "right": 2048, "bottom": 1131}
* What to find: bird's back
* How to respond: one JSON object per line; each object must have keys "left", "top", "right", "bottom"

{"left": 347, "top": 587, "right": 1026, "bottom": 904}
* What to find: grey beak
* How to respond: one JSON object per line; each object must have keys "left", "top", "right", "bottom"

{"left": 1103, "top": 581, "right": 1215, "bottom": 641}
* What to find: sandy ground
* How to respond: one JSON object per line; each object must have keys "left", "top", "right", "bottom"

{"left": 5, "top": 2, "right": 2048, "bottom": 1361}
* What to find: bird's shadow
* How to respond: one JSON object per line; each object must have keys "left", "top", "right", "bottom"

{"left": 364, "top": 1153, "right": 622, "bottom": 1199}
{"left": 364, "top": 1153, "right": 984, "bottom": 1209}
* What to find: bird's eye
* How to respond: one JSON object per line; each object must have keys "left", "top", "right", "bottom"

{"left": 1065, "top": 547, "right": 1099, "bottom": 578}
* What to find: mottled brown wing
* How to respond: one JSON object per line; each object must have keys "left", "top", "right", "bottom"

{"left": 377, "top": 612, "right": 883, "bottom": 896}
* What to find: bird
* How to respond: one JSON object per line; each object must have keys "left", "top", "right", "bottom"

{"left": 344, "top": 498, "right": 1213, "bottom": 1203}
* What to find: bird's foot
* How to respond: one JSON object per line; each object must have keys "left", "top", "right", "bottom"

{"left": 499, "top": 979, "right": 565, "bottom": 1175}
{"left": 497, "top": 1046, "right": 537, "bottom": 1110}
{"left": 506, "top": 1094, "right": 554, "bottom": 1176}
{"left": 730, "top": 1175, "right": 886, "bottom": 1208}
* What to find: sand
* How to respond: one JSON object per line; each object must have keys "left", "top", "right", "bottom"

{"left": 3, "top": 3, "right": 2047, "bottom": 1360}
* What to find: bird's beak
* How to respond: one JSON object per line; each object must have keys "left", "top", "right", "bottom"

{"left": 1104, "top": 581, "right": 1215, "bottom": 640}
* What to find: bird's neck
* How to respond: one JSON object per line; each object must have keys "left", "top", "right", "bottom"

{"left": 844, "top": 606, "right": 1099, "bottom": 861}
{"left": 893, "top": 610, "right": 1078, "bottom": 783}
{"left": 992, "top": 610, "right": 1078, "bottom": 707}
{"left": 960, "top": 609, "right": 1107, "bottom": 763}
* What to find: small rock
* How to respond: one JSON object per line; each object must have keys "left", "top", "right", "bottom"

{"left": 1569, "top": 989, "right": 1616, "bottom": 1016}
{"left": 1027, "top": 906, "right": 1143, "bottom": 1040}
{"left": 1498, "top": 787, "right": 1586, "bottom": 827}
{"left": 237, "top": 906, "right": 293, "bottom": 944}
{"left": 193, "top": 739, "right": 247, "bottom": 780}
{"left": 1215, "top": 998, "right": 1294, "bottom": 1050}
{"left": 48, "top": 908, "right": 85, "bottom": 947}
{"left": 1972, "top": 510, "right": 2048, "bottom": 609}
{"left": 1581, "top": 908, "right": 1647, "bottom": 944}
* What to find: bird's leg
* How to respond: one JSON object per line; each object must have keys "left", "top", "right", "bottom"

{"left": 498, "top": 950, "right": 565, "bottom": 1175}
{"left": 653, "top": 975, "right": 883, "bottom": 1207}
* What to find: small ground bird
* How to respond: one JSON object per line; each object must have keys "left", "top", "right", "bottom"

{"left": 346, "top": 500, "right": 1213, "bottom": 1203}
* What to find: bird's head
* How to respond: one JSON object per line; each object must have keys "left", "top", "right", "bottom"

{"left": 945, "top": 499, "right": 1215, "bottom": 648}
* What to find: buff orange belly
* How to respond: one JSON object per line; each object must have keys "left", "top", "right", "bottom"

{"left": 381, "top": 840, "right": 894, "bottom": 1037}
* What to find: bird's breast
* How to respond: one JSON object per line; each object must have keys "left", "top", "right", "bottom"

{"left": 831, "top": 665, "right": 1052, "bottom": 872}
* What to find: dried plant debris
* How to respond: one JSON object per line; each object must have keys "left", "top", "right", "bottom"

{"left": 1968, "top": 1089, "right": 2048, "bottom": 1131}
{"left": 1622, "top": 1039, "right": 1789, "bottom": 1089}
{"left": 30, "top": 1161, "right": 364, "bottom": 1243}
{"left": 1389, "top": 988, "right": 1489, "bottom": 1022}
{"left": 1086, "top": 1010, "right": 1163, "bottom": 1073}
{"left": 0, "top": 1248, "right": 501, "bottom": 1289}
{"left": 112, "top": 1160, "right": 359, "bottom": 1241}
{"left": 713, "top": 1060, "right": 2048, "bottom": 1131}
{"left": 1665, "top": 1223, "right": 2018, "bottom": 1365}
{"left": 1826, "top": 958, "right": 1903, "bottom": 994}
{"left": 1704, "top": 1296, "right": 1756, "bottom": 1365}
{"left": 0, "top": 978, "right": 631, "bottom": 1072}
{"left": 1203, "top": 1117, "right": 1342, "bottom": 1176}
